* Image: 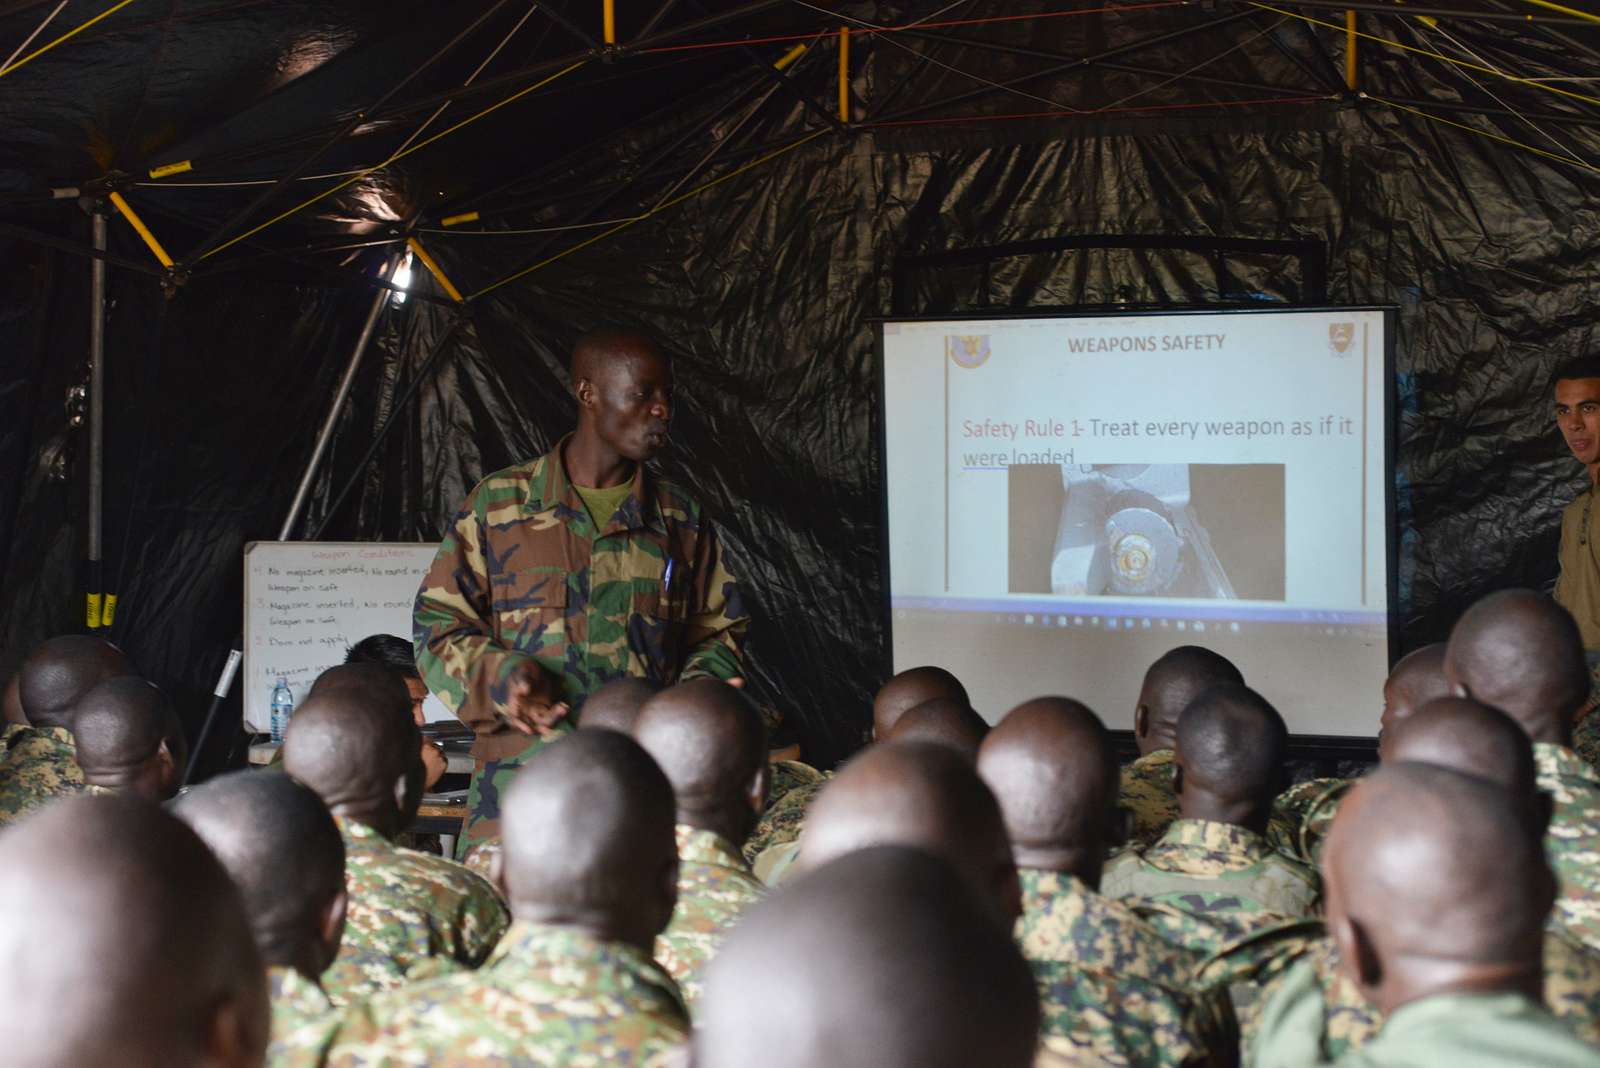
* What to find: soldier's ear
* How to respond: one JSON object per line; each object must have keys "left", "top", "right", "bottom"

{"left": 575, "top": 375, "right": 597, "bottom": 411}
{"left": 318, "top": 888, "right": 348, "bottom": 964}
{"left": 1135, "top": 706, "right": 1149, "bottom": 739}
{"left": 1332, "top": 913, "right": 1382, "bottom": 994}
{"left": 1171, "top": 763, "right": 1185, "bottom": 798}
{"left": 745, "top": 763, "right": 769, "bottom": 815}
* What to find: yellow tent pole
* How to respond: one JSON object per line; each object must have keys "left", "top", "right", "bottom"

{"left": 603, "top": 0, "right": 616, "bottom": 44}
{"left": 0, "top": 0, "right": 141, "bottom": 81}
{"left": 107, "top": 191, "right": 175, "bottom": 268}
{"left": 1344, "top": 10, "right": 1357, "bottom": 91}
{"left": 837, "top": 27, "right": 850, "bottom": 122}
{"left": 774, "top": 43, "right": 807, "bottom": 71}
{"left": 405, "top": 237, "right": 465, "bottom": 303}
{"left": 1515, "top": 0, "right": 1600, "bottom": 25}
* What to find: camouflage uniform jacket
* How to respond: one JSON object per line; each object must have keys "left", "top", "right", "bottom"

{"left": 1014, "top": 867, "right": 1236, "bottom": 1067}
{"left": 1251, "top": 928, "right": 1600, "bottom": 1063}
{"left": 743, "top": 776, "right": 827, "bottom": 863}
{"left": 414, "top": 437, "right": 748, "bottom": 767}
{"left": 268, "top": 965, "right": 334, "bottom": 1049}
{"left": 0, "top": 724, "right": 84, "bottom": 827}
{"left": 1536, "top": 742, "right": 1600, "bottom": 954}
{"left": 655, "top": 825, "right": 765, "bottom": 1011}
{"left": 320, "top": 816, "right": 510, "bottom": 1007}
{"left": 303, "top": 921, "right": 690, "bottom": 1068}
{"left": 1264, "top": 778, "right": 1351, "bottom": 864}
{"left": 1120, "top": 749, "right": 1183, "bottom": 846}
{"left": 1575, "top": 706, "right": 1600, "bottom": 777}
{"left": 1252, "top": 960, "right": 1600, "bottom": 1068}
{"left": 1103, "top": 819, "right": 1322, "bottom": 919}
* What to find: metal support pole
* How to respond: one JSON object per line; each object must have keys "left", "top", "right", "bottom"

{"left": 277, "top": 250, "right": 405, "bottom": 540}
{"left": 86, "top": 210, "right": 107, "bottom": 630}
{"left": 185, "top": 249, "right": 404, "bottom": 783}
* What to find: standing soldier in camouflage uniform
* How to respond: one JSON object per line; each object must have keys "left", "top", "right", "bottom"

{"left": 633, "top": 679, "right": 768, "bottom": 1010}
{"left": 1443, "top": 589, "right": 1600, "bottom": 956}
{"left": 283, "top": 668, "right": 508, "bottom": 1005}
{"left": 70, "top": 677, "right": 186, "bottom": 802}
{"left": 1122, "top": 645, "right": 1244, "bottom": 846}
{"left": 173, "top": 771, "right": 349, "bottom": 1058}
{"left": 1105, "top": 683, "right": 1320, "bottom": 917}
{"left": 1255, "top": 765, "right": 1600, "bottom": 1068}
{"left": 0, "top": 634, "right": 129, "bottom": 825}
{"left": 414, "top": 328, "right": 748, "bottom": 855}
{"left": 284, "top": 730, "right": 689, "bottom": 1068}
{"left": 977, "top": 697, "right": 1237, "bottom": 1067}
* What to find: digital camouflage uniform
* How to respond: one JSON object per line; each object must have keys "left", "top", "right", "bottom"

{"left": 752, "top": 838, "right": 803, "bottom": 886}
{"left": 1265, "top": 778, "right": 1351, "bottom": 864}
{"left": 320, "top": 816, "right": 510, "bottom": 1007}
{"left": 1103, "top": 817, "right": 1320, "bottom": 1048}
{"left": 1103, "top": 819, "right": 1322, "bottom": 918}
{"left": 1535, "top": 742, "right": 1600, "bottom": 955}
{"left": 1120, "top": 749, "right": 1184, "bottom": 846}
{"left": 283, "top": 921, "right": 690, "bottom": 1068}
{"left": 743, "top": 776, "right": 827, "bottom": 864}
{"left": 267, "top": 965, "right": 334, "bottom": 1051}
{"left": 1251, "top": 959, "right": 1600, "bottom": 1068}
{"left": 1250, "top": 928, "right": 1600, "bottom": 1063}
{"left": 1575, "top": 707, "right": 1600, "bottom": 776}
{"left": 413, "top": 437, "right": 748, "bottom": 856}
{"left": 655, "top": 824, "right": 765, "bottom": 1011}
{"left": 0, "top": 723, "right": 84, "bottom": 827}
{"left": 1014, "top": 866, "right": 1237, "bottom": 1066}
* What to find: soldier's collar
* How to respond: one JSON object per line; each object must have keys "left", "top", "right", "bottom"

{"left": 527, "top": 434, "right": 667, "bottom": 535}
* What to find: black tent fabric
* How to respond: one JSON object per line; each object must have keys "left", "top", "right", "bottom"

{"left": 1, "top": 0, "right": 1597, "bottom": 774}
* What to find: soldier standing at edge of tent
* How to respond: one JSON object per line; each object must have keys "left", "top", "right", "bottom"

{"left": 413, "top": 327, "right": 749, "bottom": 856}
{"left": 1552, "top": 354, "right": 1600, "bottom": 769}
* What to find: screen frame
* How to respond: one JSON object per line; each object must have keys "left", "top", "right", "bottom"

{"left": 871, "top": 304, "right": 1399, "bottom": 759}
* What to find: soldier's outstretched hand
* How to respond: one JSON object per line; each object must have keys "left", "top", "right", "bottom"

{"left": 505, "top": 661, "right": 570, "bottom": 738}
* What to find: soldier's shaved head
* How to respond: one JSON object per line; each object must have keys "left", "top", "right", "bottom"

{"left": 571, "top": 327, "right": 666, "bottom": 391}
{"left": 978, "top": 697, "right": 1119, "bottom": 886}
{"left": 282, "top": 675, "right": 423, "bottom": 839}
{"left": 798, "top": 741, "right": 1019, "bottom": 926}
{"left": 1445, "top": 589, "right": 1588, "bottom": 746}
{"left": 17, "top": 634, "right": 131, "bottom": 729}
{"left": 579, "top": 676, "right": 661, "bottom": 733}
{"left": 1382, "top": 697, "right": 1543, "bottom": 831}
{"left": 1323, "top": 763, "right": 1554, "bottom": 1015}
{"left": 633, "top": 679, "right": 768, "bottom": 847}
{"left": 500, "top": 729, "right": 679, "bottom": 952}
{"left": 174, "top": 771, "right": 347, "bottom": 983}
{"left": 1174, "top": 684, "right": 1288, "bottom": 832}
{"left": 1135, "top": 646, "right": 1244, "bottom": 755}
{"left": 882, "top": 697, "right": 989, "bottom": 762}
{"left": 72, "top": 677, "right": 185, "bottom": 801}
{"left": 1378, "top": 643, "right": 1450, "bottom": 750}
{"left": 0, "top": 795, "right": 269, "bottom": 1068}
{"left": 872, "top": 666, "right": 969, "bottom": 741}
{"left": 694, "top": 847, "right": 1040, "bottom": 1068}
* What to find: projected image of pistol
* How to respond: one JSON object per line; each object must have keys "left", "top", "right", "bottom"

{"left": 1049, "top": 464, "right": 1235, "bottom": 598}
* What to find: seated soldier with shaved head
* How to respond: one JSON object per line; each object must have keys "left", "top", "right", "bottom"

{"left": 0, "top": 634, "right": 131, "bottom": 825}
{"left": 882, "top": 695, "right": 989, "bottom": 761}
{"left": 1122, "top": 645, "right": 1244, "bottom": 845}
{"left": 693, "top": 846, "right": 1041, "bottom": 1068}
{"left": 1259, "top": 697, "right": 1600, "bottom": 1059}
{"left": 174, "top": 771, "right": 349, "bottom": 1058}
{"left": 978, "top": 697, "right": 1235, "bottom": 1067}
{"left": 743, "top": 666, "right": 971, "bottom": 869}
{"left": 797, "top": 739, "right": 1021, "bottom": 927}
{"left": 1105, "top": 683, "right": 1318, "bottom": 918}
{"left": 0, "top": 794, "right": 270, "bottom": 1068}
{"left": 71, "top": 676, "right": 186, "bottom": 802}
{"left": 293, "top": 730, "right": 689, "bottom": 1066}
{"left": 1255, "top": 762, "right": 1600, "bottom": 1067}
{"left": 282, "top": 663, "right": 508, "bottom": 1006}
{"left": 1267, "top": 643, "right": 1454, "bottom": 863}
{"left": 1444, "top": 588, "right": 1600, "bottom": 956}
{"left": 633, "top": 679, "right": 768, "bottom": 1009}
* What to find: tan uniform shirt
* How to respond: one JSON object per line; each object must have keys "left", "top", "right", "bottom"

{"left": 1556, "top": 488, "right": 1600, "bottom": 650}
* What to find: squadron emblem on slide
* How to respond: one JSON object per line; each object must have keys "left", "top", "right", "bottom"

{"left": 946, "top": 334, "right": 991, "bottom": 368}
{"left": 1328, "top": 322, "right": 1355, "bottom": 356}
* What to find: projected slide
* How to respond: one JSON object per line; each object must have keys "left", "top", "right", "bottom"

{"left": 880, "top": 309, "right": 1392, "bottom": 738}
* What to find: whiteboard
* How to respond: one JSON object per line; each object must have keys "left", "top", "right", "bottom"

{"left": 242, "top": 541, "right": 455, "bottom": 732}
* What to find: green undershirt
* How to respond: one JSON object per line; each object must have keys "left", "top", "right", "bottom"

{"left": 574, "top": 481, "right": 634, "bottom": 534}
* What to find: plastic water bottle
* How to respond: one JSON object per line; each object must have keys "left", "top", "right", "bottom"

{"left": 270, "top": 678, "right": 294, "bottom": 744}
